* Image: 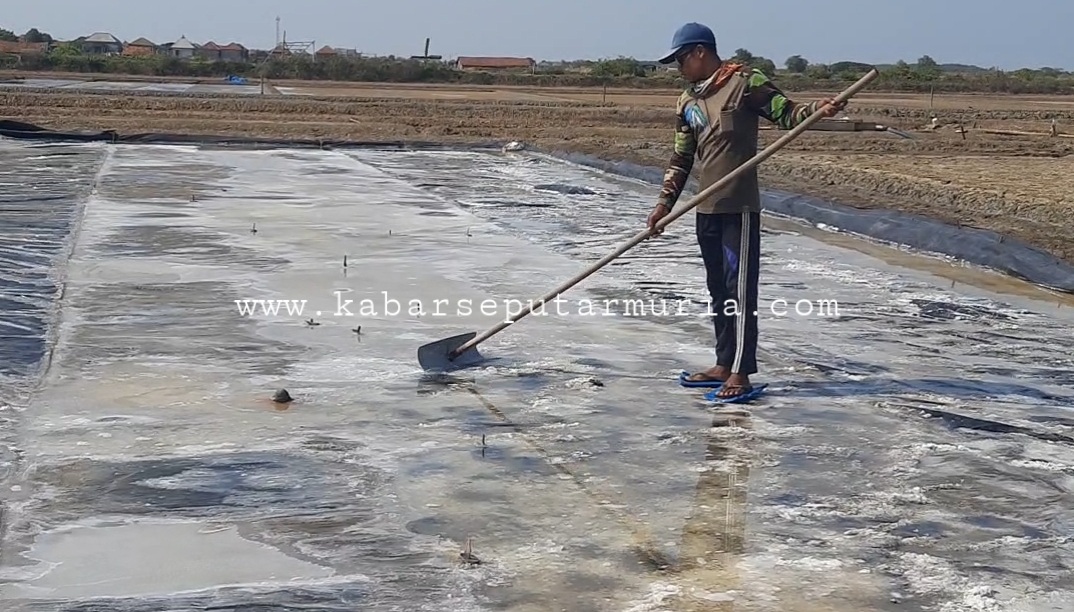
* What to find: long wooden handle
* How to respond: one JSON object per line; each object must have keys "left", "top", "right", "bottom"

{"left": 451, "top": 69, "right": 880, "bottom": 358}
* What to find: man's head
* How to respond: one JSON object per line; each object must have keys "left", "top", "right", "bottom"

{"left": 657, "top": 22, "right": 721, "bottom": 82}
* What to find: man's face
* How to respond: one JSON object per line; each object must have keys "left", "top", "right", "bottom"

{"left": 674, "top": 45, "right": 706, "bottom": 82}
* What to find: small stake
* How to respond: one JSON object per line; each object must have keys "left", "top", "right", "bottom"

{"left": 250, "top": 223, "right": 257, "bottom": 234}
{"left": 460, "top": 537, "right": 481, "bottom": 565}
{"left": 343, "top": 255, "right": 347, "bottom": 268}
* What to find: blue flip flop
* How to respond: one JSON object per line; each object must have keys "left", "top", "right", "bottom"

{"left": 704, "top": 383, "right": 769, "bottom": 404}
{"left": 679, "top": 370, "right": 725, "bottom": 388}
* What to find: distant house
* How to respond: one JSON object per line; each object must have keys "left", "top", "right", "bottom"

{"left": 122, "top": 37, "right": 157, "bottom": 57}
{"left": 168, "top": 35, "right": 198, "bottom": 59}
{"left": 218, "top": 43, "right": 248, "bottom": 62}
{"left": 268, "top": 44, "right": 291, "bottom": 58}
{"left": 81, "top": 32, "right": 123, "bottom": 55}
{"left": 454, "top": 56, "right": 535, "bottom": 73}
{"left": 198, "top": 41, "right": 222, "bottom": 61}
{"left": 314, "top": 45, "right": 337, "bottom": 60}
{"left": 633, "top": 61, "right": 675, "bottom": 74}
{"left": 0, "top": 41, "right": 49, "bottom": 55}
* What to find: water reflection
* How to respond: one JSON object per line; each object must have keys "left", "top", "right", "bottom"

{"left": 669, "top": 408, "right": 752, "bottom": 609}
{"left": 450, "top": 380, "right": 758, "bottom": 607}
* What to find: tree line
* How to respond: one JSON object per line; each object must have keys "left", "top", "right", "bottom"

{"left": 3, "top": 25, "right": 1073, "bottom": 94}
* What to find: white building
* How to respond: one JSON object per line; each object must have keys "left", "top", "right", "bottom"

{"left": 168, "top": 35, "right": 198, "bottom": 59}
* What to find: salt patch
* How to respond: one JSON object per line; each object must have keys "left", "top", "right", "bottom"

{"left": 0, "top": 521, "right": 334, "bottom": 600}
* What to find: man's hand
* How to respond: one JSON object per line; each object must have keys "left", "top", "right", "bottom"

{"left": 647, "top": 203, "right": 670, "bottom": 237}
{"left": 817, "top": 97, "right": 847, "bottom": 118}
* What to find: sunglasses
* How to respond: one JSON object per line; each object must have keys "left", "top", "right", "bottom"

{"left": 674, "top": 46, "right": 699, "bottom": 65}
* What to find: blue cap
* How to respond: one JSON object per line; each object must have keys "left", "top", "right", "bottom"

{"left": 657, "top": 22, "right": 716, "bottom": 64}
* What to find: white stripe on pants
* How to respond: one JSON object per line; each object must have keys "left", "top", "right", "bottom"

{"left": 732, "top": 211, "right": 749, "bottom": 373}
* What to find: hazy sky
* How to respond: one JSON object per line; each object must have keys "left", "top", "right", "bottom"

{"left": 5, "top": 0, "right": 1070, "bottom": 70}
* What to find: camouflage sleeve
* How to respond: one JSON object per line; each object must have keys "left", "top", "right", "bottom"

{"left": 657, "top": 106, "right": 696, "bottom": 208}
{"left": 743, "top": 68, "right": 819, "bottom": 130}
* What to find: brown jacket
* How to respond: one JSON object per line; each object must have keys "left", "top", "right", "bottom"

{"left": 657, "top": 64, "right": 820, "bottom": 214}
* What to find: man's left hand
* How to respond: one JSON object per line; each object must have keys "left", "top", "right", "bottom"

{"left": 817, "top": 97, "right": 846, "bottom": 117}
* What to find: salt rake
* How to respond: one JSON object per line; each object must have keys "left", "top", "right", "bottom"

{"left": 418, "top": 69, "right": 880, "bottom": 372}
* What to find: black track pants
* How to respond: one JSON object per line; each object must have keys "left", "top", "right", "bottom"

{"left": 695, "top": 211, "right": 761, "bottom": 375}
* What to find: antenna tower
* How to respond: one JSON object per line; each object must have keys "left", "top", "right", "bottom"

{"left": 274, "top": 20, "right": 315, "bottom": 55}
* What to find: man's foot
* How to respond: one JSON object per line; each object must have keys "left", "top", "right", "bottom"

{"left": 716, "top": 373, "right": 752, "bottom": 399}
{"left": 683, "top": 366, "right": 730, "bottom": 384}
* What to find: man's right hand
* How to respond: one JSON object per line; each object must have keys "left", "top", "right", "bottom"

{"left": 647, "top": 203, "right": 670, "bottom": 237}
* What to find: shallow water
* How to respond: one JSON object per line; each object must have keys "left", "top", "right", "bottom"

{"left": 4, "top": 520, "right": 334, "bottom": 600}
{"left": 0, "top": 79, "right": 265, "bottom": 95}
{"left": 0, "top": 141, "right": 1072, "bottom": 611}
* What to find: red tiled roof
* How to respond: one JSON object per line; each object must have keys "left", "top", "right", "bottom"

{"left": 457, "top": 56, "right": 534, "bottom": 68}
{"left": 0, "top": 41, "right": 48, "bottom": 54}
{"left": 201, "top": 41, "right": 221, "bottom": 50}
{"left": 123, "top": 45, "right": 156, "bottom": 56}
{"left": 219, "top": 42, "right": 246, "bottom": 51}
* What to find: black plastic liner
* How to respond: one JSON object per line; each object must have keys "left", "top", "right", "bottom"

{"left": 763, "top": 191, "right": 1074, "bottom": 293}
{"left": 0, "top": 120, "right": 501, "bottom": 150}
{"left": 0, "top": 141, "right": 102, "bottom": 379}
{"left": 3, "top": 119, "right": 1072, "bottom": 293}
{"left": 543, "top": 149, "right": 1074, "bottom": 295}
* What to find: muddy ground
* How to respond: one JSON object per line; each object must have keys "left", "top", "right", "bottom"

{"left": 3, "top": 79, "right": 1073, "bottom": 265}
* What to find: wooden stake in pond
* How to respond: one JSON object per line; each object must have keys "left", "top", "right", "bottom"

{"left": 929, "top": 85, "right": 934, "bottom": 113}
{"left": 460, "top": 537, "right": 480, "bottom": 565}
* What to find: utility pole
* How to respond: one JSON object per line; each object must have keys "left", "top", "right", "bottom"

{"left": 275, "top": 16, "right": 280, "bottom": 48}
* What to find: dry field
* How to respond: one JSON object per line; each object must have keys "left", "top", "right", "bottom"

{"left": 3, "top": 75, "right": 1074, "bottom": 265}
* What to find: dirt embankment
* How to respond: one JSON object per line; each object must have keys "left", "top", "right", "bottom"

{"left": 3, "top": 84, "right": 1074, "bottom": 265}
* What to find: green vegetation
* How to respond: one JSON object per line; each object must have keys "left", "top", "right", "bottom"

{"left": 2, "top": 25, "right": 1073, "bottom": 94}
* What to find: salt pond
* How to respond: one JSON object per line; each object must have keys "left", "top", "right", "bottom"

{"left": 0, "top": 78, "right": 265, "bottom": 95}
{"left": 0, "top": 140, "right": 1072, "bottom": 611}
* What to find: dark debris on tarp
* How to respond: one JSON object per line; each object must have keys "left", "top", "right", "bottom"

{"left": 541, "top": 148, "right": 1074, "bottom": 295}
{"left": 0, "top": 119, "right": 119, "bottom": 142}
{"left": 0, "top": 119, "right": 501, "bottom": 150}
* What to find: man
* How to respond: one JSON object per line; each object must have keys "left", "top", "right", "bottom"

{"left": 646, "top": 22, "right": 844, "bottom": 401}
